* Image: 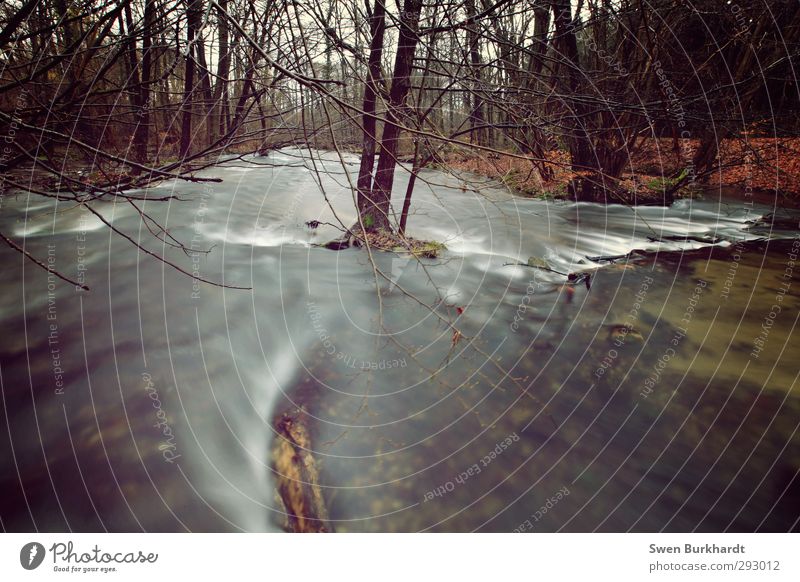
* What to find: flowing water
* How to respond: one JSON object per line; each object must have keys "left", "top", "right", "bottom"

{"left": 1, "top": 149, "right": 798, "bottom": 532}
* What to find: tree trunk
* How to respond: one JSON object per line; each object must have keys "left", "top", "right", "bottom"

{"left": 180, "top": 0, "right": 202, "bottom": 159}
{"left": 355, "top": 0, "right": 387, "bottom": 222}
{"left": 398, "top": 138, "right": 420, "bottom": 235}
{"left": 550, "top": 0, "right": 602, "bottom": 201}
{"left": 212, "top": 0, "right": 231, "bottom": 140}
{"left": 368, "top": 0, "right": 422, "bottom": 232}
{"left": 134, "top": 0, "right": 155, "bottom": 167}
{"left": 194, "top": 20, "right": 214, "bottom": 147}
{"left": 465, "top": 0, "right": 485, "bottom": 146}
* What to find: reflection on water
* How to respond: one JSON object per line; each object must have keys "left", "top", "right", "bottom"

{"left": 0, "top": 150, "right": 797, "bottom": 531}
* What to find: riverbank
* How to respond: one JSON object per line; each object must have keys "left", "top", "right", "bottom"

{"left": 443, "top": 137, "right": 800, "bottom": 204}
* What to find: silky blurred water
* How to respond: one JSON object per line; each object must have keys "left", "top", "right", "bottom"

{"left": 1, "top": 149, "right": 798, "bottom": 531}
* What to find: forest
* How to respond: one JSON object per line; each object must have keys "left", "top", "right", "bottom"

{"left": 1, "top": 0, "right": 800, "bottom": 537}
{"left": 2, "top": 1, "right": 799, "bottom": 244}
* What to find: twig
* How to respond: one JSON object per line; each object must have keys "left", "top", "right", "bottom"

{"left": 0, "top": 230, "right": 90, "bottom": 291}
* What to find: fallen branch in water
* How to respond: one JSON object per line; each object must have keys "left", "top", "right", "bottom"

{"left": 502, "top": 260, "right": 593, "bottom": 290}
{"left": 585, "top": 251, "right": 640, "bottom": 263}
{"left": 271, "top": 411, "right": 332, "bottom": 533}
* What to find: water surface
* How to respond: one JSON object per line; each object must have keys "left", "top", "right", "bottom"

{"left": 1, "top": 149, "right": 797, "bottom": 531}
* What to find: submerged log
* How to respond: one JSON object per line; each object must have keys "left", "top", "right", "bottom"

{"left": 271, "top": 411, "right": 332, "bottom": 533}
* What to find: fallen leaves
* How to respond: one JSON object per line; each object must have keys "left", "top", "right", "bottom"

{"left": 446, "top": 137, "right": 800, "bottom": 199}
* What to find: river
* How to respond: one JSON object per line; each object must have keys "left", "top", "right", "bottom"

{"left": 1, "top": 149, "right": 798, "bottom": 532}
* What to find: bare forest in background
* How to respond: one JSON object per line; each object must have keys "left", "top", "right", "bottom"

{"left": 1, "top": 0, "right": 799, "bottom": 227}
